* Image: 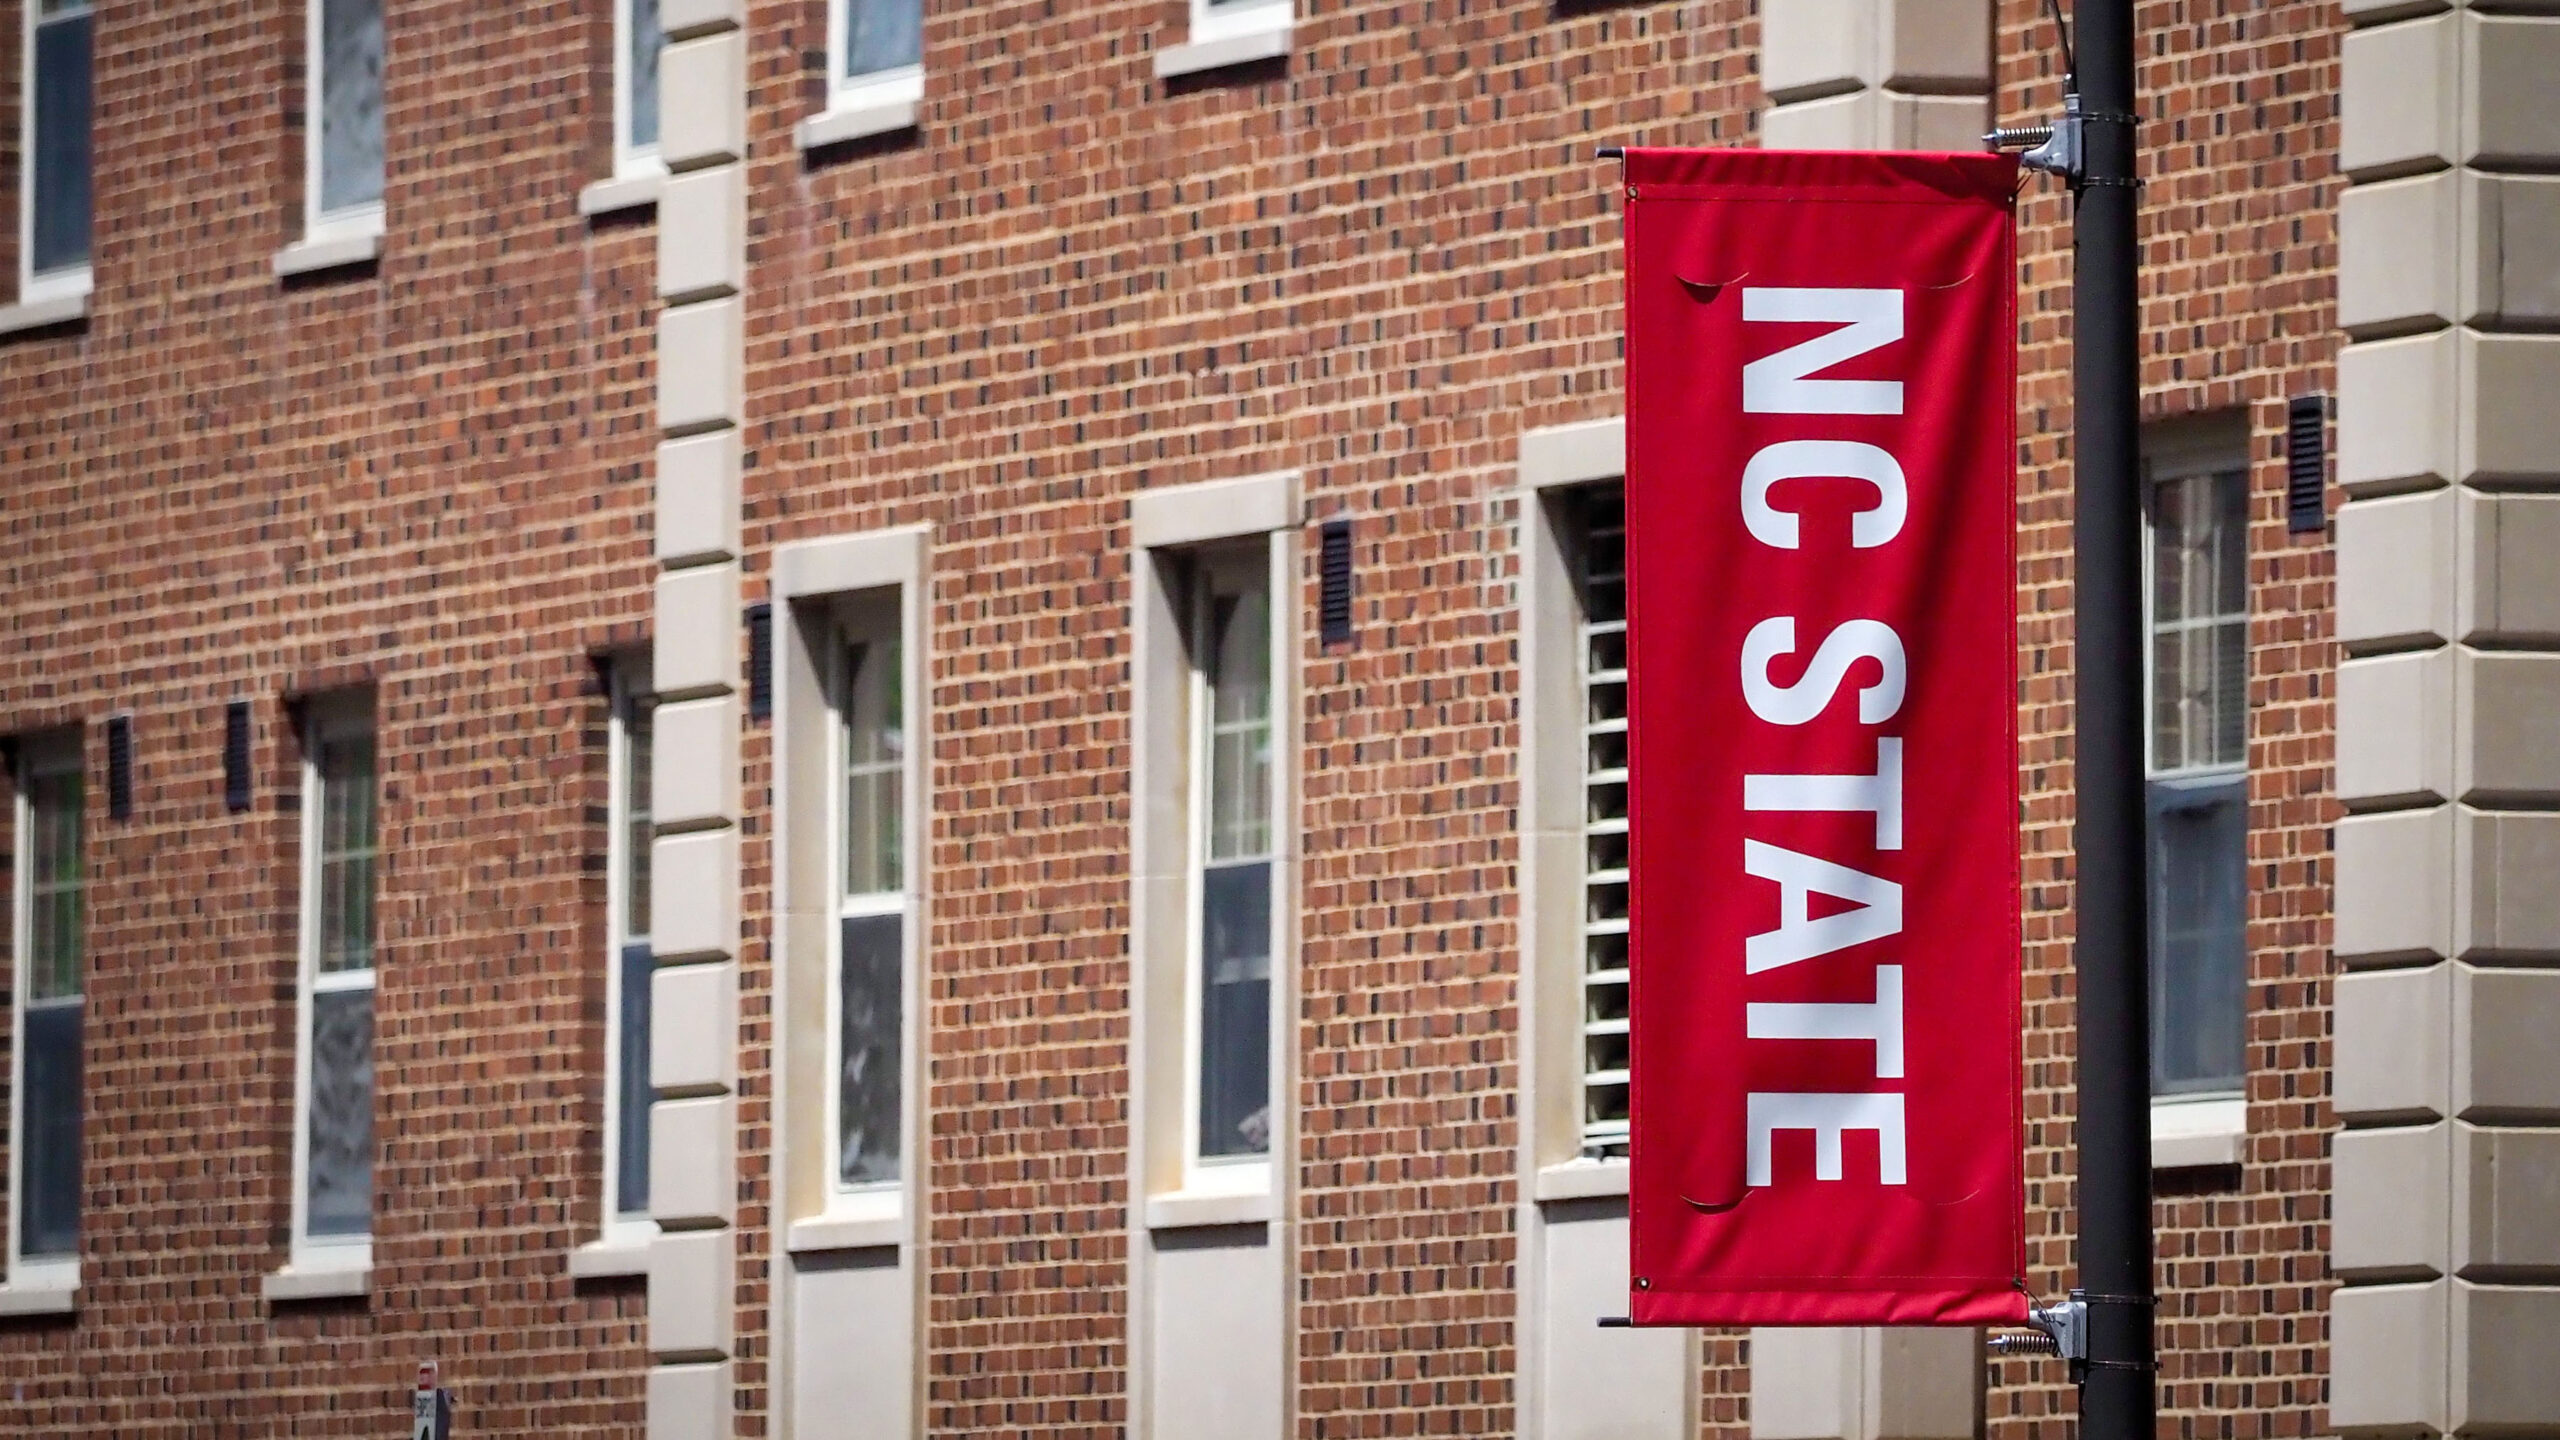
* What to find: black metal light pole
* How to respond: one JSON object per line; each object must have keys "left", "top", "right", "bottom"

{"left": 2068, "top": 0, "right": 2159, "bottom": 1430}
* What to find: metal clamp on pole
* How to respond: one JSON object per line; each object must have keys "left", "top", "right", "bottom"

{"left": 1988, "top": 1290, "right": 2090, "bottom": 1378}
{"left": 1986, "top": 91, "right": 2084, "bottom": 183}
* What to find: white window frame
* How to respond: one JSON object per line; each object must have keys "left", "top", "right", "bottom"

{"left": 2139, "top": 423, "right": 2252, "bottom": 1168}
{"left": 302, "top": 0, "right": 385, "bottom": 245}
{"left": 285, "top": 701, "right": 375, "bottom": 1281}
{"left": 1188, "top": 0, "right": 1289, "bottom": 49}
{"left": 821, "top": 593, "right": 910, "bottom": 1227}
{"left": 612, "top": 0, "right": 663, "bottom": 181}
{"left": 6, "top": 734, "right": 83, "bottom": 1302}
{"left": 820, "top": 0, "right": 923, "bottom": 124}
{"left": 601, "top": 661, "right": 657, "bottom": 1246}
{"left": 17, "top": 0, "right": 94, "bottom": 306}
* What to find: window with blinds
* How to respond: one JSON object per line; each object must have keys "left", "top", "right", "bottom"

{"left": 14, "top": 735, "right": 85, "bottom": 1264}
{"left": 1573, "top": 486, "right": 1631, "bottom": 1160}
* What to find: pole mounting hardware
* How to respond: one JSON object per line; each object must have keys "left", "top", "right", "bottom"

{"left": 1986, "top": 91, "right": 2084, "bottom": 183}
{"left": 1988, "top": 1289, "right": 2089, "bottom": 1377}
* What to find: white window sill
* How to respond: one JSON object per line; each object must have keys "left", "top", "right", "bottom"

{"left": 1533, "top": 1158, "right": 1631, "bottom": 1203}
{"left": 568, "top": 1230, "right": 657, "bottom": 1278}
{"left": 274, "top": 229, "right": 384, "bottom": 279}
{"left": 2151, "top": 1095, "right": 2247, "bottom": 1170}
{"left": 0, "top": 1269, "right": 79, "bottom": 1317}
{"left": 264, "top": 1248, "right": 372, "bottom": 1301}
{"left": 578, "top": 170, "right": 664, "bottom": 217}
{"left": 1145, "top": 1187, "right": 1277, "bottom": 1230}
{"left": 786, "top": 1212, "right": 904, "bottom": 1253}
{"left": 796, "top": 98, "right": 920, "bottom": 152}
{"left": 1153, "top": 21, "right": 1292, "bottom": 80}
{"left": 0, "top": 287, "right": 90, "bottom": 336}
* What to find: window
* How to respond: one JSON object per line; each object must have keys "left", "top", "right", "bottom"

{"left": 607, "top": 665, "right": 655, "bottom": 1230}
{"left": 828, "top": 0, "right": 921, "bottom": 114}
{"left": 1185, "top": 546, "right": 1276, "bottom": 1181}
{"left": 9, "top": 734, "right": 83, "bottom": 1284}
{"left": 2144, "top": 451, "right": 2249, "bottom": 1097}
{"left": 20, "top": 0, "right": 91, "bottom": 298}
{"left": 309, "top": 0, "right": 384, "bottom": 235}
{"left": 616, "top": 0, "right": 661, "bottom": 175}
{"left": 829, "top": 597, "right": 905, "bottom": 1200}
{"left": 294, "top": 705, "right": 376, "bottom": 1261}
{"left": 1568, "top": 485, "right": 1631, "bottom": 1159}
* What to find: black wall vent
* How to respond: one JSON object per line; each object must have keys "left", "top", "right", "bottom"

{"left": 746, "top": 604, "right": 774, "bottom": 720}
{"left": 106, "top": 714, "right": 134, "bottom": 820}
{"left": 2287, "top": 395, "right": 2327, "bottom": 535}
{"left": 1319, "top": 518, "right": 1354, "bottom": 646}
{"left": 224, "top": 702, "right": 253, "bottom": 813}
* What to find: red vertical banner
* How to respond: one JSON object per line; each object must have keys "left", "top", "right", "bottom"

{"left": 1623, "top": 148, "right": 2028, "bottom": 1327}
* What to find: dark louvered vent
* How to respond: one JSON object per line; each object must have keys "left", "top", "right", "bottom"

{"left": 1319, "top": 518, "right": 1354, "bottom": 646}
{"left": 746, "top": 604, "right": 774, "bottom": 720}
{"left": 224, "top": 701, "right": 253, "bottom": 813}
{"left": 106, "top": 715, "right": 133, "bottom": 819}
{"left": 2287, "top": 395, "right": 2327, "bottom": 535}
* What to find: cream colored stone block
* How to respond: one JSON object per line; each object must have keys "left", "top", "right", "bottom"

{"left": 658, "top": 166, "right": 743, "bottom": 305}
{"left": 651, "top": 959, "right": 738, "bottom": 1097}
{"left": 1762, "top": 91, "right": 1875, "bottom": 151}
{"left": 646, "top": 1360, "right": 731, "bottom": 1438}
{"left": 2455, "top": 1283, "right": 2560, "bottom": 1430}
{"left": 2333, "top": 1124, "right": 2452, "bottom": 1281}
{"left": 1759, "top": 0, "right": 1988, "bottom": 101}
{"left": 658, "top": 0, "right": 740, "bottom": 40}
{"left": 2338, "top": 650, "right": 2454, "bottom": 807}
{"left": 656, "top": 431, "right": 741, "bottom": 568}
{"left": 649, "top": 1227, "right": 733, "bottom": 1360}
{"left": 2457, "top": 651, "right": 2560, "bottom": 803}
{"left": 659, "top": 34, "right": 745, "bottom": 170}
{"left": 2466, "top": 492, "right": 2560, "bottom": 645}
{"left": 1149, "top": 1233, "right": 1283, "bottom": 1440}
{"left": 659, "top": 298, "right": 743, "bottom": 434}
{"left": 2455, "top": 810, "right": 2560, "bottom": 961}
{"left": 652, "top": 695, "right": 739, "bottom": 829}
{"left": 2341, "top": 12, "right": 2459, "bottom": 180}
{"left": 2339, "top": 331, "right": 2458, "bottom": 496}
{"left": 2338, "top": 171, "right": 2460, "bottom": 335}
{"left": 1881, "top": 0, "right": 1990, "bottom": 91}
{"left": 2462, "top": 331, "right": 2560, "bottom": 485}
{"left": 2472, "top": 175, "right": 2560, "bottom": 326}
{"left": 2456, "top": 964, "right": 2560, "bottom": 1118}
{"left": 1888, "top": 93, "right": 1988, "bottom": 152}
{"left": 1130, "top": 471, "right": 1297, "bottom": 550}
{"left": 651, "top": 1094, "right": 737, "bottom": 1225}
{"left": 2466, "top": 14, "right": 2560, "bottom": 168}
{"left": 652, "top": 563, "right": 738, "bottom": 698}
{"left": 2334, "top": 963, "right": 2453, "bottom": 1124}
{"left": 1766, "top": 89, "right": 1981, "bottom": 152}
{"left": 2456, "top": 1126, "right": 2560, "bottom": 1276}
{"left": 2330, "top": 1281, "right": 2451, "bottom": 1434}
{"left": 1752, "top": 1326, "right": 1979, "bottom": 1440}
{"left": 2335, "top": 806, "right": 2456, "bottom": 964}
{"left": 1538, "top": 1205, "right": 1694, "bottom": 1439}
{"left": 652, "top": 827, "right": 741, "bottom": 961}
{"left": 2338, "top": 491, "right": 2457, "bottom": 651}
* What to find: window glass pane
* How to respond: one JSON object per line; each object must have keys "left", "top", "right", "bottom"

{"left": 317, "top": 733, "right": 376, "bottom": 975}
{"left": 1198, "top": 860, "right": 1271, "bottom": 1160}
{"left": 837, "top": 913, "right": 903, "bottom": 1186}
{"left": 844, "top": 0, "right": 921, "bottom": 78}
{"left": 1575, "top": 485, "right": 1631, "bottom": 1157}
{"left": 307, "top": 986, "right": 376, "bottom": 1236}
{"left": 30, "top": 11, "right": 93, "bottom": 275}
{"left": 2150, "top": 782, "right": 2248, "bottom": 1094}
{"left": 19, "top": 999, "right": 83, "bottom": 1258}
{"left": 842, "top": 637, "right": 903, "bottom": 898}
{"left": 2149, "top": 464, "right": 2248, "bottom": 775}
{"left": 319, "top": 0, "right": 385, "bottom": 215}
{"left": 617, "top": 942, "right": 654, "bottom": 1214}
{"left": 628, "top": 0, "right": 662, "bottom": 149}
{"left": 28, "top": 763, "right": 83, "bottom": 1002}
{"left": 1204, "top": 567, "right": 1271, "bottom": 863}
{"left": 625, "top": 692, "right": 654, "bottom": 939}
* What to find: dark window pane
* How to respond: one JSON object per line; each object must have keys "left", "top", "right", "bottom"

{"left": 617, "top": 943, "right": 654, "bottom": 1215}
{"left": 30, "top": 13, "right": 92, "bottom": 274}
{"left": 1198, "top": 860, "right": 1271, "bottom": 1159}
{"left": 838, "top": 912, "right": 902, "bottom": 1186}
{"left": 625, "top": 693, "right": 653, "bottom": 939}
{"left": 319, "top": 0, "right": 384, "bottom": 214}
{"left": 844, "top": 0, "right": 921, "bottom": 78}
{"left": 629, "top": 0, "right": 662, "bottom": 149}
{"left": 19, "top": 999, "right": 83, "bottom": 1259}
{"left": 307, "top": 987, "right": 375, "bottom": 1236}
{"left": 2150, "top": 780, "right": 2248, "bottom": 1094}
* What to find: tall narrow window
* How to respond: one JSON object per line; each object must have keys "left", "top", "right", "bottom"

{"left": 2145, "top": 453, "right": 2250, "bottom": 1096}
{"left": 616, "top": 0, "right": 662, "bottom": 174}
{"left": 1570, "top": 486, "right": 1631, "bottom": 1159}
{"left": 832, "top": 603, "right": 904, "bottom": 1194}
{"left": 1189, "top": 548, "right": 1275, "bottom": 1174}
{"left": 22, "top": 0, "right": 92, "bottom": 295}
{"left": 297, "top": 707, "right": 376, "bottom": 1255}
{"left": 828, "top": 0, "right": 922, "bottom": 113}
{"left": 608, "top": 665, "right": 655, "bottom": 1226}
{"left": 310, "top": 0, "right": 384, "bottom": 232}
{"left": 11, "top": 735, "right": 84, "bottom": 1278}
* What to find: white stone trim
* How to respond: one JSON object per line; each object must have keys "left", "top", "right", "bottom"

{"left": 579, "top": 169, "right": 665, "bottom": 218}
{"left": 796, "top": 98, "right": 920, "bottom": 152}
{"left": 1153, "top": 22, "right": 1290, "bottom": 80}
{"left": 0, "top": 286, "right": 88, "bottom": 336}
{"left": 1130, "top": 470, "right": 1299, "bottom": 550}
{"left": 272, "top": 226, "right": 383, "bottom": 279}
{"left": 0, "top": 1275, "right": 78, "bottom": 1316}
{"left": 773, "top": 524, "right": 931, "bottom": 602}
{"left": 1517, "top": 418, "right": 1624, "bottom": 493}
{"left": 262, "top": 1250, "right": 370, "bottom": 1302}
{"left": 2149, "top": 1095, "right": 2248, "bottom": 1171}
{"left": 1531, "top": 1159, "right": 1630, "bottom": 1203}
{"left": 1144, "top": 1188, "right": 1279, "bottom": 1230}
{"left": 570, "top": 1234, "right": 656, "bottom": 1279}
